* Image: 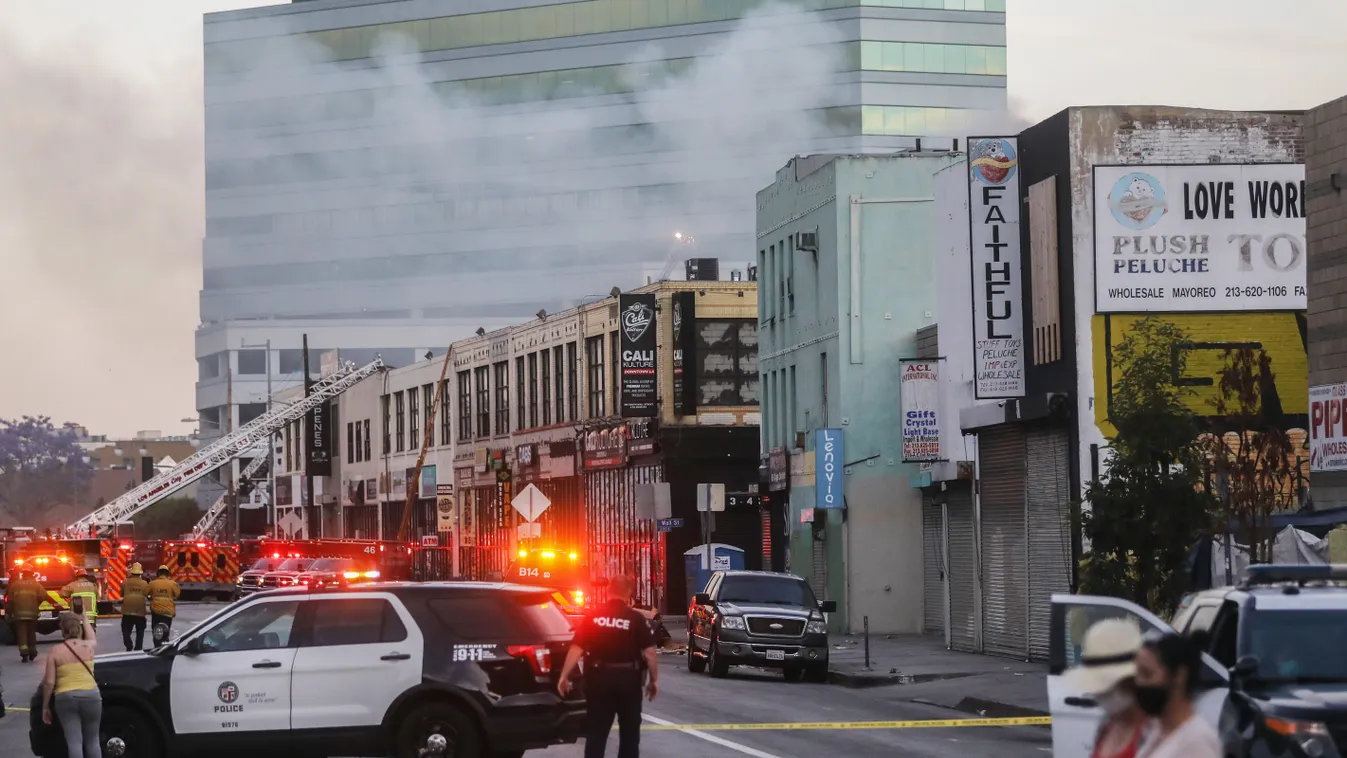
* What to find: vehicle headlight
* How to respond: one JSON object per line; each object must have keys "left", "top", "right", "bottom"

{"left": 806, "top": 620, "right": 828, "bottom": 634}
{"left": 1265, "top": 717, "right": 1337, "bottom": 758}
{"left": 719, "top": 616, "right": 746, "bottom": 631}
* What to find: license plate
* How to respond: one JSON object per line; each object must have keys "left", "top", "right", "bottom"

{"left": 765, "top": 650, "right": 785, "bottom": 661}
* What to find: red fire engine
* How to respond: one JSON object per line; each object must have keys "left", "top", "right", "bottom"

{"left": 162, "top": 540, "right": 241, "bottom": 600}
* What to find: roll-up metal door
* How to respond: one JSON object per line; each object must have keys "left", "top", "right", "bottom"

{"left": 922, "top": 494, "right": 946, "bottom": 636}
{"left": 810, "top": 529, "right": 827, "bottom": 600}
{"left": 979, "top": 427, "right": 1029, "bottom": 658}
{"left": 946, "top": 486, "right": 978, "bottom": 652}
{"left": 1027, "top": 427, "right": 1073, "bottom": 661}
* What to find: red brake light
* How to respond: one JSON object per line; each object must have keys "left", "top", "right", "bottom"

{"left": 507, "top": 645, "right": 552, "bottom": 676}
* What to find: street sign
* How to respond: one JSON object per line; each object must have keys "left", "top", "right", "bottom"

{"left": 656, "top": 518, "right": 684, "bottom": 532}
{"left": 726, "top": 493, "right": 761, "bottom": 508}
{"left": 511, "top": 483, "right": 552, "bottom": 522}
{"left": 517, "top": 522, "right": 542, "bottom": 540}
{"left": 696, "top": 483, "right": 725, "bottom": 512}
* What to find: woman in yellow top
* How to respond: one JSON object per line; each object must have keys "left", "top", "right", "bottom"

{"left": 41, "top": 609, "right": 101, "bottom": 758}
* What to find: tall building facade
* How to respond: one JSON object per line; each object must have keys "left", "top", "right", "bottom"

{"left": 197, "top": 0, "right": 1007, "bottom": 500}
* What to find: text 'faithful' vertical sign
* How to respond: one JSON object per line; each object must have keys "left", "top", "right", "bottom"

{"left": 814, "top": 429, "right": 844, "bottom": 510}
{"left": 619, "top": 292, "right": 658, "bottom": 417}
{"left": 967, "top": 136, "right": 1025, "bottom": 399}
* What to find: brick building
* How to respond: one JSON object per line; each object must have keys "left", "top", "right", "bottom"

{"left": 1306, "top": 94, "right": 1347, "bottom": 508}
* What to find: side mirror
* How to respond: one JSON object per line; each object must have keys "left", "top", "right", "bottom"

{"left": 181, "top": 637, "right": 203, "bottom": 657}
{"left": 692, "top": 593, "right": 711, "bottom": 606}
{"left": 1231, "top": 655, "right": 1259, "bottom": 680}
{"left": 819, "top": 600, "right": 837, "bottom": 613}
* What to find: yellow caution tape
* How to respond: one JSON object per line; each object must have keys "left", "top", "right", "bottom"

{"left": 643, "top": 716, "right": 1051, "bottom": 731}
{"left": 8, "top": 707, "right": 30, "bottom": 712}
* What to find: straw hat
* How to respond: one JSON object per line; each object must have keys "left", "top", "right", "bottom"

{"left": 1064, "top": 617, "right": 1142, "bottom": 694}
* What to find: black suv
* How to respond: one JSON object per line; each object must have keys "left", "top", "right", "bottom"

{"left": 686, "top": 570, "right": 835, "bottom": 682}
{"left": 30, "top": 582, "right": 585, "bottom": 758}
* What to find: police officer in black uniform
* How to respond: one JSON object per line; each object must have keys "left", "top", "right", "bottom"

{"left": 557, "top": 575, "right": 658, "bottom": 758}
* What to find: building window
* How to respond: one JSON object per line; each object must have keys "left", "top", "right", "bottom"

{"left": 440, "top": 380, "right": 451, "bottom": 446}
{"left": 278, "top": 349, "right": 304, "bottom": 376}
{"left": 423, "top": 384, "right": 435, "bottom": 444}
{"left": 284, "top": 425, "right": 293, "bottom": 472}
{"left": 695, "top": 320, "right": 760, "bottom": 407}
{"left": 586, "top": 336, "right": 605, "bottom": 418}
{"left": 239, "top": 403, "right": 266, "bottom": 426}
{"left": 475, "top": 366, "right": 490, "bottom": 438}
{"left": 347, "top": 422, "right": 356, "bottom": 464}
{"left": 238, "top": 349, "right": 267, "bottom": 375}
{"left": 409, "top": 387, "right": 420, "bottom": 451}
{"left": 527, "top": 353, "right": 539, "bottom": 428}
{"left": 566, "top": 342, "right": 578, "bottom": 421}
{"left": 381, "top": 395, "right": 391, "bottom": 454}
{"left": 395, "top": 392, "right": 406, "bottom": 452}
{"left": 362, "top": 419, "right": 371, "bottom": 462}
{"left": 493, "top": 362, "right": 510, "bottom": 435}
{"left": 457, "top": 371, "right": 472, "bottom": 442}
{"left": 554, "top": 347, "right": 565, "bottom": 423}
{"left": 515, "top": 357, "right": 526, "bottom": 431}
{"left": 610, "top": 332, "right": 620, "bottom": 415}
{"left": 541, "top": 352, "right": 553, "bottom": 426}
{"left": 198, "top": 353, "right": 223, "bottom": 380}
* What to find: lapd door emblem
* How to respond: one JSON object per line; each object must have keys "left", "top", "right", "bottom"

{"left": 218, "top": 681, "right": 239, "bottom": 704}
{"left": 622, "top": 301, "right": 653, "bottom": 343}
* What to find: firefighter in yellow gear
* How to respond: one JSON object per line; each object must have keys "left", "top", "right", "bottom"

{"left": 60, "top": 569, "right": 100, "bottom": 630}
{"left": 120, "top": 562, "right": 151, "bottom": 651}
{"left": 7, "top": 567, "right": 43, "bottom": 661}
{"left": 148, "top": 565, "right": 181, "bottom": 645}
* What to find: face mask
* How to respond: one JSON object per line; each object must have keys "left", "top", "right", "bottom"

{"left": 1096, "top": 689, "right": 1132, "bottom": 716}
{"left": 1134, "top": 684, "right": 1171, "bottom": 716}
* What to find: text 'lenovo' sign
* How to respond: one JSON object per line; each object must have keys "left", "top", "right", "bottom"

{"left": 619, "top": 293, "right": 658, "bottom": 417}
{"left": 967, "top": 136, "right": 1025, "bottom": 399}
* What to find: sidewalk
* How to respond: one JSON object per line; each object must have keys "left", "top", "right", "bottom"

{"left": 659, "top": 617, "right": 1048, "bottom": 718}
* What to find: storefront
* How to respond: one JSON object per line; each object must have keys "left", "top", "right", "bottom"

{"left": 582, "top": 419, "right": 664, "bottom": 609}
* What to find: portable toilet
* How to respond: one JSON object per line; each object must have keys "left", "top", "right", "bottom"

{"left": 683, "top": 543, "right": 746, "bottom": 609}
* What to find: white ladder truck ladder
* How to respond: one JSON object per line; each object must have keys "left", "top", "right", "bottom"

{"left": 190, "top": 452, "right": 269, "bottom": 542}
{"left": 66, "top": 358, "right": 386, "bottom": 537}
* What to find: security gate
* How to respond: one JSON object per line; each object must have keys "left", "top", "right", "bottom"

{"left": 978, "top": 427, "right": 1028, "bottom": 658}
{"left": 1026, "top": 427, "right": 1073, "bottom": 660}
{"left": 946, "top": 485, "right": 978, "bottom": 653}
{"left": 922, "top": 494, "right": 945, "bottom": 636}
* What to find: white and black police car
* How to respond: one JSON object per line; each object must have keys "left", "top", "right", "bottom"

{"left": 30, "top": 582, "right": 585, "bottom": 758}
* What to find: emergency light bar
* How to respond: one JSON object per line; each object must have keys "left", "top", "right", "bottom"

{"left": 1242, "top": 564, "right": 1347, "bottom": 587}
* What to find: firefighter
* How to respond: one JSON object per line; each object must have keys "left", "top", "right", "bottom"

{"left": 60, "top": 568, "right": 99, "bottom": 630}
{"left": 148, "top": 565, "right": 180, "bottom": 645}
{"left": 557, "top": 575, "right": 658, "bottom": 758}
{"left": 7, "top": 566, "right": 43, "bottom": 662}
{"left": 119, "top": 562, "right": 150, "bottom": 651}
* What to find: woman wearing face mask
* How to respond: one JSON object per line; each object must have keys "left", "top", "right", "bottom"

{"left": 1065, "top": 618, "right": 1150, "bottom": 758}
{"left": 1134, "top": 630, "right": 1221, "bottom": 758}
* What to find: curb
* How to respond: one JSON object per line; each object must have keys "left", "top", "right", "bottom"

{"left": 912, "top": 695, "right": 1050, "bottom": 722}
{"left": 826, "top": 669, "right": 977, "bottom": 689}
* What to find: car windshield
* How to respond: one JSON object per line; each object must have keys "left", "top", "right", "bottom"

{"left": 505, "top": 559, "right": 587, "bottom": 589}
{"left": 276, "top": 558, "right": 311, "bottom": 572}
{"left": 308, "top": 558, "right": 354, "bottom": 572}
{"left": 1247, "top": 610, "right": 1347, "bottom": 683}
{"left": 247, "top": 559, "right": 277, "bottom": 572}
{"left": 719, "top": 576, "right": 816, "bottom": 606}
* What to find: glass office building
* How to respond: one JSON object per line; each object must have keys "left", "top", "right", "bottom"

{"left": 197, "top": 0, "right": 1006, "bottom": 449}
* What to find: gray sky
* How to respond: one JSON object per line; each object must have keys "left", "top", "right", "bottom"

{"left": 1, "top": 0, "right": 1343, "bottom": 438}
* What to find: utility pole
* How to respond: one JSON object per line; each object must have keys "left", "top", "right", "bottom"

{"left": 226, "top": 362, "right": 236, "bottom": 542}
{"left": 302, "top": 334, "right": 315, "bottom": 540}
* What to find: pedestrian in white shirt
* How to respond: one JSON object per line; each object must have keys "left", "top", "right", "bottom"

{"left": 1134, "top": 630, "right": 1221, "bottom": 758}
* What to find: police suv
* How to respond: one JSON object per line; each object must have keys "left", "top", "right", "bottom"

{"left": 1050, "top": 565, "right": 1347, "bottom": 758}
{"left": 29, "top": 582, "right": 585, "bottom": 758}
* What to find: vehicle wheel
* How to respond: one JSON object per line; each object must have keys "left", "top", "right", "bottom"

{"left": 102, "top": 703, "right": 164, "bottom": 758}
{"left": 685, "top": 635, "right": 706, "bottom": 673}
{"left": 394, "top": 702, "right": 482, "bottom": 758}
{"left": 805, "top": 664, "right": 828, "bottom": 683}
{"left": 707, "top": 634, "right": 729, "bottom": 679}
{"left": 783, "top": 668, "right": 803, "bottom": 683}
{"left": 0, "top": 622, "right": 15, "bottom": 646}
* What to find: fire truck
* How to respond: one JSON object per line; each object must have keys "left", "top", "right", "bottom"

{"left": 8, "top": 528, "right": 136, "bottom": 616}
{"left": 239, "top": 538, "right": 413, "bottom": 578}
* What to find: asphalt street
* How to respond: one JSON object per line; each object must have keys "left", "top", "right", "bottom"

{"left": 0, "top": 604, "right": 1052, "bottom": 757}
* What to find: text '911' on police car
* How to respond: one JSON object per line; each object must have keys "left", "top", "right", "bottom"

{"left": 28, "top": 582, "right": 586, "bottom": 758}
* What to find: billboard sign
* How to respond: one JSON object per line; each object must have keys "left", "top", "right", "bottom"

{"left": 619, "top": 293, "right": 658, "bottom": 416}
{"left": 900, "top": 360, "right": 942, "bottom": 462}
{"left": 814, "top": 428, "right": 844, "bottom": 510}
{"left": 1093, "top": 164, "right": 1306, "bottom": 312}
{"left": 305, "top": 400, "right": 332, "bottom": 477}
{"left": 1310, "top": 383, "right": 1347, "bottom": 472}
{"left": 967, "top": 136, "right": 1026, "bottom": 398}
{"left": 671, "top": 291, "right": 697, "bottom": 416}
